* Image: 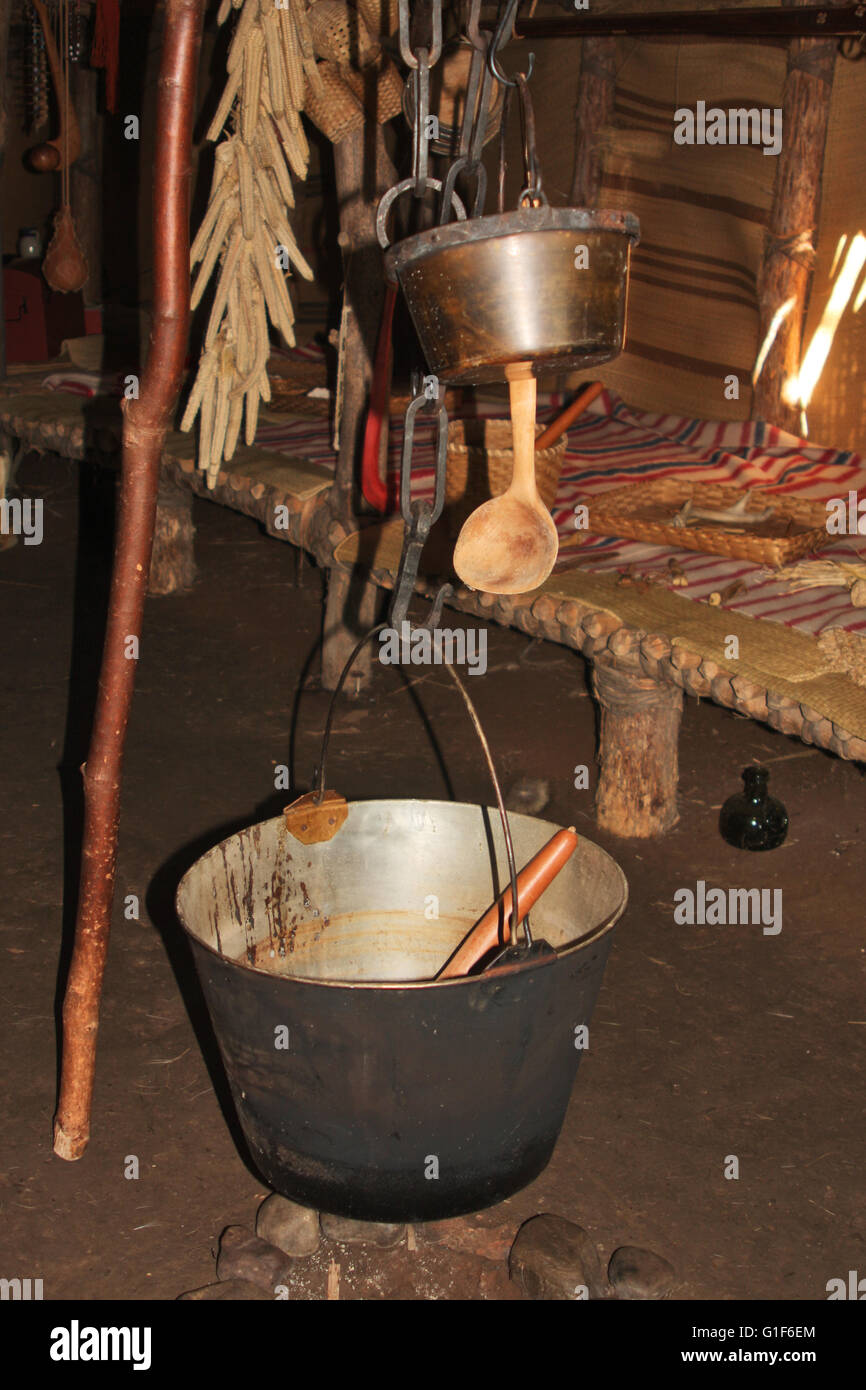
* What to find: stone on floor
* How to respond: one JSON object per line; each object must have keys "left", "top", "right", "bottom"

{"left": 256, "top": 1193, "right": 321, "bottom": 1257}
{"left": 608, "top": 1245, "right": 677, "bottom": 1300}
{"left": 509, "top": 1214, "right": 607, "bottom": 1300}
{"left": 216, "top": 1225, "right": 293, "bottom": 1291}
{"left": 320, "top": 1213, "right": 406, "bottom": 1248}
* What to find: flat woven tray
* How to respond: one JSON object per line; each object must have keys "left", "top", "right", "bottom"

{"left": 587, "top": 479, "right": 831, "bottom": 565}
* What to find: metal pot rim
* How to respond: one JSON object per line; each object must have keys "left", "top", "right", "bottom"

{"left": 385, "top": 205, "right": 641, "bottom": 283}
{"left": 176, "top": 799, "right": 629, "bottom": 992}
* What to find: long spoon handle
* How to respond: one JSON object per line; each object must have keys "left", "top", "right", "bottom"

{"left": 437, "top": 827, "right": 579, "bottom": 979}
{"left": 507, "top": 372, "right": 538, "bottom": 503}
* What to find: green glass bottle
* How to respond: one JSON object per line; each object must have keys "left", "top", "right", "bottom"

{"left": 719, "top": 766, "right": 788, "bottom": 851}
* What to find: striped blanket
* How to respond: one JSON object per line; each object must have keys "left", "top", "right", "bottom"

{"left": 255, "top": 388, "right": 866, "bottom": 640}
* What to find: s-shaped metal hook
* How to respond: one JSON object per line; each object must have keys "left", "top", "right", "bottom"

{"left": 488, "top": 0, "right": 534, "bottom": 86}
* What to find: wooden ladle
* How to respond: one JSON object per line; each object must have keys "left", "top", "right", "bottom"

{"left": 27, "top": 0, "right": 81, "bottom": 173}
{"left": 453, "top": 367, "right": 559, "bottom": 594}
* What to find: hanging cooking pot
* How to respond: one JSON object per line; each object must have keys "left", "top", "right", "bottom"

{"left": 177, "top": 799, "right": 627, "bottom": 1222}
{"left": 384, "top": 204, "right": 640, "bottom": 385}
{"left": 176, "top": 643, "right": 628, "bottom": 1222}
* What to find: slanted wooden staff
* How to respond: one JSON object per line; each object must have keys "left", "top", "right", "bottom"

{"left": 54, "top": 0, "right": 206, "bottom": 1161}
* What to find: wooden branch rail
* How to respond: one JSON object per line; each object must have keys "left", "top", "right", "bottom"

{"left": 515, "top": 6, "right": 866, "bottom": 39}
{"left": 53, "top": 0, "right": 206, "bottom": 1161}
{"left": 353, "top": 559, "right": 866, "bottom": 774}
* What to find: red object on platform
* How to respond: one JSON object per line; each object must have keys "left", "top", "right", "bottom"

{"left": 3, "top": 259, "right": 85, "bottom": 362}
{"left": 361, "top": 283, "right": 397, "bottom": 512}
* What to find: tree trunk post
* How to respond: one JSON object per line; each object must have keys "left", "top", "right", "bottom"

{"left": 321, "top": 123, "right": 396, "bottom": 692}
{"left": 570, "top": 35, "right": 616, "bottom": 207}
{"left": 752, "top": 6, "right": 837, "bottom": 432}
{"left": 149, "top": 470, "right": 197, "bottom": 595}
{"left": 54, "top": 0, "right": 205, "bottom": 1161}
{"left": 71, "top": 60, "right": 103, "bottom": 310}
{"left": 592, "top": 661, "right": 683, "bottom": 837}
{"left": 0, "top": 0, "right": 13, "bottom": 380}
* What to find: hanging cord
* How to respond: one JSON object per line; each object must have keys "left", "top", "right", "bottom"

{"left": 314, "top": 624, "right": 530, "bottom": 949}
{"left": 62, "top": 0, "right": 69, "bottom": 208}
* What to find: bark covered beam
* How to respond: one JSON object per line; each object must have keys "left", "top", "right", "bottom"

{"left": 54, "top": 0, "right": 206, "bottom": 1161}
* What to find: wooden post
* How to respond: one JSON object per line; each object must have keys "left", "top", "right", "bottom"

{"left": 592, "top": 661, "right": 683, "bottom": 837}
{"left": 70, "top": 61, "right": 103, "bottom": 309}
{"left": 149, "top": 471, "right": 196, "bottom": 595}
{"left": 321, "top": 122, "right": 395, "bottom": 691}
{"left": 0, "top": 0, "right": 13, "bottom": 379}
{"left": 54, "top": 0, "right": 205, "bottom": 1161}
{"left": 331, "top": 123, "right": 396, "bottom": 512}
{"left": 570, "top": 35, "right": 616, "bottom": 207}
{"left": 752, "top": 4, "right": 837, "bottom": 432}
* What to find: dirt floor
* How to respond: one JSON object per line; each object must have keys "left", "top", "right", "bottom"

{"left": 2, "top": 449, "right": 864, "bottom": 1301}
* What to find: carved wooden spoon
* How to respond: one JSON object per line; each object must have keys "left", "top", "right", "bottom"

{"left": 27, "top": 0, "right": 81, "bottom": 172}
{"left": 453, "top": 368, "right": 559, "bottom": 594}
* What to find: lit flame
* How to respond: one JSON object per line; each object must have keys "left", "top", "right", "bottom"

{"left": 783, "top": 232, "right": 866, "bottom": 412}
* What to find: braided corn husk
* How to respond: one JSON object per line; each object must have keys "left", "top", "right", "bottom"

{"left": 182, "top": 0, "right": 314, "bottom": 486}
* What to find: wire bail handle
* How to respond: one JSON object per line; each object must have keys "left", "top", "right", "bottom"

{"left": 314, "top": 626, "right": 530, "bottom": 948}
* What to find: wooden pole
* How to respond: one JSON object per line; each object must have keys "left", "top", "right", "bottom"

{"left": 752, "top": 4, "right": 837, "bottom": 433}
{"left": 321, "top": 123, "right": 396, "bottom": 691}
{"left": 517, "top": 6, "right": 866, "bottom": 39}
{"left": 331, "top": 123, "right": 396, "bottom": 514}
{"left": 70, "top": 61, "right": 104, "bottom": 309}
{"left": 0, "top": 0, "right": 13, "bottom": 380}
{"left": 592, "top": 661, "right": 683, "bottom": 838}
{"left": 570, "top": 35, "right": 616, "bottom": 208}
{"left": 54, "top": 0, "right": 205, "bottom": 1161}
{"left": 149, "top": 472, "right": 197, "bottom": 595}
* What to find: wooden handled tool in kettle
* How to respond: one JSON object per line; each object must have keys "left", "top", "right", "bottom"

{"left": 437, "top": 826, "right": 579, "bottom": 978}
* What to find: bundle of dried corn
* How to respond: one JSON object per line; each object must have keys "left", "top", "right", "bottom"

{"left": 181, "top": 0, "right": 320, "bottom": 484}
{"left": 768, "top": 558, "right": 866, "bottom": 607}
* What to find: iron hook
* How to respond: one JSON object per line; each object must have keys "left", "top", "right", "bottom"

{"left": 466, "top": 0, "right": 486, "bottom": 53}
{"left": 488, "top": 0, "right": 534, "bottom": 87}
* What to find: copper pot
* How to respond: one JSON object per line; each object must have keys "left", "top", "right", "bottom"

{"left": 385, "top": 205, "right": 640, "bottom": 385}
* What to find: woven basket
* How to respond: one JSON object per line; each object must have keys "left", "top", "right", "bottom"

{"left": 444, "top": 418, "right": 567, "bottom": 536}
{"left": 309, "top": 0, "right": 380, "bottom": 65}
{"left": 341, "top": 51, "right": 404, "bottom": 124}
{"left": 587, "top": 478, "right": 831, "bottom": 565}
{"left": 353, "top": 0, "right": 399, "bottom": 38}
{"left": 303, "top": 60, "right": 365, "bottom": 142}
{"left": 303, "top": 53, "right": 402, "bottom": 139}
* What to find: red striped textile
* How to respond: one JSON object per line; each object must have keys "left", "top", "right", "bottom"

{"left": 254, "top": 379, "right": 866, "bottom": 640}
